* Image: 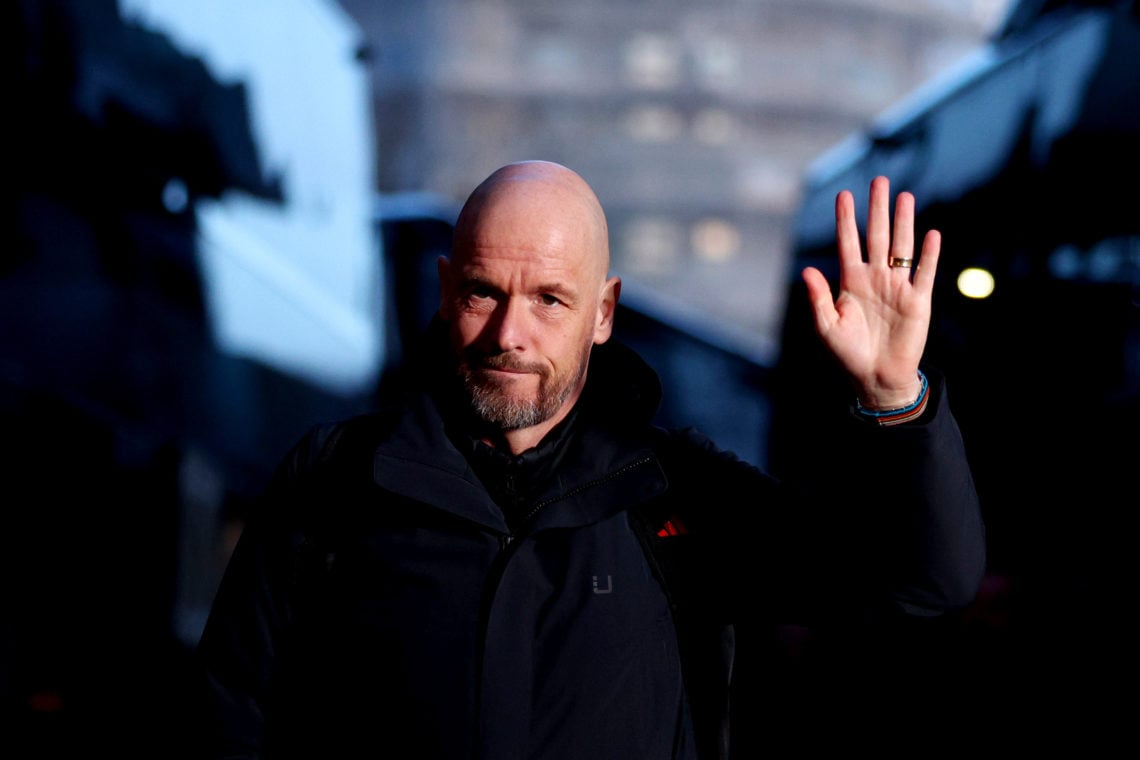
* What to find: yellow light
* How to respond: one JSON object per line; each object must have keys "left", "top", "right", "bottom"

{"left": 957, "top": 267, "right": 995, "bottom": 299}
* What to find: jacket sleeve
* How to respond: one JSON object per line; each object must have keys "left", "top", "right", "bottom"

{"left": 845, "top": 367, "right": 987, "bottom": 616}
{"left": 190, "top": 423, "right": 339, "bottom": 759}
{"left": 661, "top": 366, "right": 985, "bottom": 624}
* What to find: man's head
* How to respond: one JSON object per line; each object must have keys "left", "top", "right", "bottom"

{"left": 438, "top": 160, "right": 621, "bottom": 453}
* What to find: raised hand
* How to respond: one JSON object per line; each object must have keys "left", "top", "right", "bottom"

{"left": 801, "top": 175, "right": 941, "bottom": 410}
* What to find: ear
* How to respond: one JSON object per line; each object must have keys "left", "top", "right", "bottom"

{"left": 593, "top": 276, "right": 621, "bottom": 344}
{"left": 436, "top": 255, "right": 453, "bottom": 320}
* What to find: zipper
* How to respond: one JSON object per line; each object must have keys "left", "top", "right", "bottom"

{"left": 516, "top": 455, "right": 655, "bottom": 526}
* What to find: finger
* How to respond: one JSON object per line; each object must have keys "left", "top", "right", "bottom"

{"left": 802, "top": 266, "right": 838, "bottom": 335}
{"left": 866, "top": 176, "right": 891, "bottom": 266}
{"left": 913, "top": 229, "right": 941, "bottom": 293}
{"left": 891, "top": 190, "right": 916, "bottom": 268}
{"left": 834, "top": 189, "right": 862, "bottom": 270}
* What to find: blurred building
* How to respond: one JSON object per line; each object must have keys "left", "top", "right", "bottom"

{"left": 771, "top": 0, "right": 1138, "bottom": 745}
{"left": 4, "top": 1, "right": 381, "bottom": 755}
{"left": 338, "top": 0, "right": 1010, "bottom": 351}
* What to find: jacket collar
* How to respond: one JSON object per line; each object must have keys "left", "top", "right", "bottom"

{"left": 368, "top": 319, "right": 668, "bottom": 533}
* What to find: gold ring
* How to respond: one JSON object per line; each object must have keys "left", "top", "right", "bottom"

{"left": 889, "top": 257, "right": 914, "bottom": 268}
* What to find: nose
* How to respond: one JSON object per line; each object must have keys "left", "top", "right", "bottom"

{"left": 486, "top": 296, "right": 528, "bottom": 353}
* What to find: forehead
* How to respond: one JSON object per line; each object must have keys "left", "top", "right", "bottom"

{"left": 453, "top": 245, "right": 589, "bottom": 300}
{"left": 453, "top": 205, "right": 603, "bottom": 285}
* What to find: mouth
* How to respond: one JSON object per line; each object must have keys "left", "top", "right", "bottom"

{"left": 470, "top": 355, "right": 543, "bottom": 376}
{"left": 477, "top": 366, "right": 535, "bottom": 383}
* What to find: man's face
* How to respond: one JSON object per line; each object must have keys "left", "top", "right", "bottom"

{"left": 438, "top": 163, "right": 619, "bottom": 446}
{"left": 441, "top": 244, "right": 605, "bottom": 432}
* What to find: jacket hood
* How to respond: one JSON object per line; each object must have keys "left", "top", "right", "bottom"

{"left": 578, "top": 333, "right": 664, "bottom": 431}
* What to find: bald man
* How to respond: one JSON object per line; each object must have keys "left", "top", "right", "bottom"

{"left": 437, "top": 161, "right": 620, "bottom": 453}
{"left": 194, "top": 161, "right": 984, "bottom": 759}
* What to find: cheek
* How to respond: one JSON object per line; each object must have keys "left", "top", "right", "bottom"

{"left": 449, "top": 314, "right": 484, "bottom": 350}
{"left": 543, "top": 322, "right": 594, "bottom": 366}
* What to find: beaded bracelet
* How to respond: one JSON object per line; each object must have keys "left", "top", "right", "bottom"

{"left": 854, "top": 369, "right": 929, "bottom": 427}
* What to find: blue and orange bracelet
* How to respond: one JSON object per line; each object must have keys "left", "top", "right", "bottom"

{"left": 854, "top": 369, "right": 930, "bottom": 427}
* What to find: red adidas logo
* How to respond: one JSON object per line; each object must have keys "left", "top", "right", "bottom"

{"left": 656, "top": 515, "right": 689, "bottom": 537}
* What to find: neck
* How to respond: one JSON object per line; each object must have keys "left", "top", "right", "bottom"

{"left": 494, "top": 405, "right": 573, "bottom": 456}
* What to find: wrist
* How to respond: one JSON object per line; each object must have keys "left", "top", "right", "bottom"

{"left": 854, "top": 370, "right": 929, "bottom": 427}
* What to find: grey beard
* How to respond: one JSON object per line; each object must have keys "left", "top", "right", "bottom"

{"left": 464, "top": 373, "right": 569, "bottom": 431}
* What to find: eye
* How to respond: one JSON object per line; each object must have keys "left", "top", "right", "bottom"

{"left": 538, "top": 293, "right": 563, "bottom": 307}
{"left": 458, "top": 283, "right": 499, "bottom": 312}
{"left": 468, "top": 284, "right": 495, "bottom": 300}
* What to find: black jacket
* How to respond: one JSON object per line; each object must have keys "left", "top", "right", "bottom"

{"left": 194, "top": 332, "right": 985, "bottom": 759}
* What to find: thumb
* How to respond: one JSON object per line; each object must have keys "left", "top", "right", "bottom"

{"left": 802, "top": 266, "right": 837, "bottom": 335}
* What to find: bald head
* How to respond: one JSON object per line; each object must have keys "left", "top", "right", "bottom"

{"left": 452, "top": 160, "right": 611, "bottom": 284}
{"left": 438, "top": 161, "right": 622, "bottom": 453}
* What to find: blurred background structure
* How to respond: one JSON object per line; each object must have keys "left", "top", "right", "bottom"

{"left": 340, "top": 0, "right": 1011, "bottom": 351}
{"left": 4, "top": 0, "right": 1136, "bottom": 755}
{"left": 772, "top": 0, "right": 1138, "bottom": 743}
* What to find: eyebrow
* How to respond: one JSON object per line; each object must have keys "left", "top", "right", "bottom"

{"left": 534, "top": 282, "right": 578, "bottom": 302}
{"left": 460, "top": 275, "right": 579, "bottom": 303}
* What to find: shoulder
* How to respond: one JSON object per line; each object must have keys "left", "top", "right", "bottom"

{"left": 274, "top": 405, "right": 409, "bottom": 489}
{"left": 649, "top": 424, "right": 749, "bottom": 468}
{"left": 647, "top": 424, "right": 777, "bottom": 502}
